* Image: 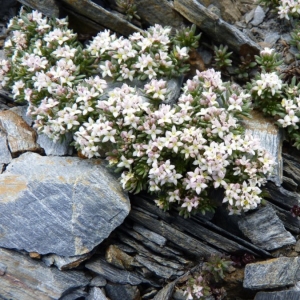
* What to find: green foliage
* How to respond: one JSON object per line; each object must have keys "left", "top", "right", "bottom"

{"left": 203, "top": 255, "right": 232, "bottom": 282}
{"left": 172, "top": 24, "right": 201, "bottom": 49}
{"left": 116, "top": 0, "right": 140, "bottom": 21}
{"left": 213, "top": 44, "right": 232, "bottom": 70}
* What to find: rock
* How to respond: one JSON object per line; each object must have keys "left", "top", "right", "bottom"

{"left": 105, "top": 244, "right": 135, "bottom": 270}
{"left": 117, "top": 229, "right": 190, "bottom": 265}
{"left": 105, "top": 283, "right": 140, "bottom": 300}
{"left": 0, "top": 130, "right": 12, "bottom": 165}
{"left": 283, "top": 153, "right": 300, "bottom": 188}
{"left": 135, "top": 254, "right": 184, "bottom": 279}
{"left": 133, "top": 223, "right": 167, "bottom": 247}
{"left": 129, "top": 208, "right": 221, "bottom": 257}
{"left": 282, "top": 175, "right": 298, "bottom": 192}
{"left": 87, "top": 287, "right": 108, "bottom": 300}
{"left": 265, "top": 201, "right": 300, "bottom": 234}
{"left": 0, "top": 152, "right": 130, "bottom": 256}
{"left": 174, "top": 0, "right": 261, "bottom": 55}
{"left": 134, "top": 0, "right": 185, "bottom": 29}
{"left": 43, "top": 253, "right": 91, "bottom": 270}
{"left": 173, "top": 289, "right": 186, "bottom": 300}
{"left": 245, "top": 8, "right": 255, "bottom": 24}
{"left": 295, "top": 240, "right": 300, "bottom": 252}
{"left": 17, "top": 0, "right": 61, "bottom": 18}
{"left": 0, "top": 262, "right": 7, "bottom": 275}
{"left": 204, "top": 0, "right": 243, "bottom": 23}
{"left": 90, "top": 276, "right": 107, "bottom": 287}
{"left": 254, "top": 291, "right": 300, "bottom": 300}
{"left": 37, "top": 133, "right": 74, "bottom": 156}
{"left": 0, "top": 247, "right": 90, "bottom": 300}
{"left": 265, "top": 181, "right": 300, "bottom": 209}
{"left": 10, "top": 105, "right": 33, "bottom": 126}
{"left": 153, "top": 281, "right": 176, "bottom": 300}
{"left": 0, "top": 110, "right": 42, "bottom": 157}
{"left": 60, "top": 289, "right": 88, "bottom": 300}
{"left": 244, "top": 257, "right": 300, "bottom": 289}
{"left": 173, "top": 215, "right": 261, "bottom": 255}
{"left": 264, "top": 32, "right": 280, "bottom": 47}
{"left": 242, "top": 111, "right": 283, "bottom": 186}
{"left": 238, "top": 206, "right": 296, "bottom": 251}
{"left": 85, "top": 257, "right": 145, "bottom": 285}
{"left": 0, "top": 0, "right": 18, "bottom": 20}
{"left": 60, "top": 0, "right": 142, "bottom": 37}
{"left": 250, "top": 6, "right": 265, "bottom": 26}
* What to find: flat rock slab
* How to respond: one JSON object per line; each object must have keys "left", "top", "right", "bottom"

{"left": 0, "top": 152, "right": 130, "bottom": 256}
{"left": 254, "top": 291, "right": 300, "bottom": 300}
{"left": 86, "top": 258, "right": 145, "bottom": 285}
{"left": 0, "top": 130, "right": 12, "bottom": 165}
{"left": 17, "top": 0, "right": 60, "bottom": 17}
{"left": 134, "top": 0, "right": 185, "bottom": 29}
{"left": 174, "top": 0, "right": 260, "bottom": 55}
{"left": 244, "top": 257, "right": 300, "bottom": 290}
{"left": 60, "top": 0, "right": 142, "bottom": 36}
{"left": 37, "top": 133, "right": 74, "bottom": 156}
{"left": 0, "top": 110, "right": 41, "bottom": 157}
{"left": 242, "top": 111, "right": 283, "bottom": 186}
{"left": 238, "top": 206, "right": 296, "bottom": 251}
{"left": 0, "top": 247, "right": 90, "bottom": 300}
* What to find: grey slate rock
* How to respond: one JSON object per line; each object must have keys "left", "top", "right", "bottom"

{"left": 265, "top": 181, "right": 300, "bottom": 209}
{"left": 60, "top": 0, "right": 142, "bottom": 37}
{"left": 129, "top": 209, "right": 221, "bottom": 257}
{"left": 105, "top": 283, "right": 140, "bottom": 300}
{"left": 0, "top": 110, "right": 42, "bottom": 157}
{"left": 283, "top": 153, "right": 300, "bottom": 187}
{"left": 0, "top": 247, "right": 90, "bottom": 300}
{"left": 42, "top": 253, "right": 91, "bottom": 270}
{"left": 254, "top": 291, "right": 300, "bottom": 300}
{"left": 174, "top": 0, "right": 261, "bottom": 55}
{"left": 238, "top": 206, "right": 296, "bottom": 251}
{"left": 87, "top": 287, "right": 108, "bottom": 300}
{"left": 85, "top": 258, "right": 145, "bottom": 285}
{"left": 135, "top": 254, "right": 184, "bottom": 279}
{"left": 265, "top": 201, "right": 300, "bottom": 234}
{"left": 133, "top": 223, "right": 167, "bottom": 247}
{"left": 90, "top": 276, "right": 107, "bottom": 287}
{"left": 244, "top": 257, "right": 300, "bottom": 290}
{"left": 60, "top": 288, "right": 88, "bottom": 300}
{"left": 10, "top": 105, "right": 33, "bottom": 126}
{"left": 251, "top": 6, "right": 265, "bottom": 26}
{"left": 264, "top": 32, "right": 280, "bottom": 47}
{"left": 37, "top": 133, "right": 74, "bottom": 156}
{"left": 134, "top": 0, "right": 185, "bottom": 29}
{"left": 243, "top": 111, "right": 283, "bottom": 186}
{"left": 0, "top": 130, "right": 11, "bottom": 165}
{"left": 153, "top": 281, "right": 176, "bottom": 300}
{"left": 17, "top": 0, "right": 60, "bottom": 17}
{"left": 0, "top": 152, "right": 130, "bottom": 256}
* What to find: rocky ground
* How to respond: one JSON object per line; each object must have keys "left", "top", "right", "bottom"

{"left": 0, "top": 0, "right": 300, "bottom": 300}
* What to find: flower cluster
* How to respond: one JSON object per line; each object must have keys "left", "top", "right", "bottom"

{"left": 86, "top": 24, "right": 194, "bottom": 81}
{"left": 248, "top": 48, "right": 300, "bottom": 148}
{"left": 258, "top": 0, "right": 300, "bottom": 20}
{"left": 0, "top": 9, "right": 275, "bottom": 217}
{"left": 278, "top": 0, "right": 300, "bottom": 19}
{"left": 182, "top": 255, "right": 231, "bottom": 299}
{"left": 183, "top": 275, "right": 208, "bottom": 300}
{"left": 73, "top": 69, "right": 274, "bottom": 216}
{"left": 1, "top": 9, "right": 97, "bottom": 94}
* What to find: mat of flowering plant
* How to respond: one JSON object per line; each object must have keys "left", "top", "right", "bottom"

{"left": 0, "top": 8, "right": 275, "bottom": 217}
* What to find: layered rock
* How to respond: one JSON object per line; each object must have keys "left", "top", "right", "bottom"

{"left": 0, "top": 152, "right": 130, "bottom": 256}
